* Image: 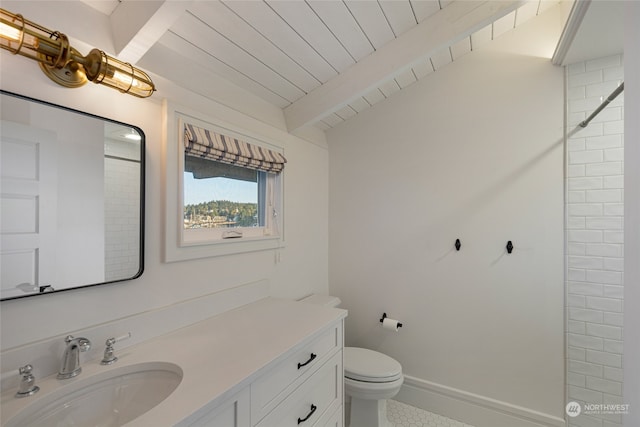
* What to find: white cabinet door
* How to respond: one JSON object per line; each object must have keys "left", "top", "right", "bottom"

{"left": 180, "top": 387, "right": 250, "bottom": 427}
{"left": 318, "top": 405, "right": 343, "bottom": 427}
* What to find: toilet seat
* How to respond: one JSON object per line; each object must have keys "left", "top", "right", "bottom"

{"left": 344, "top": 347, "right": 402, "bottom": 383}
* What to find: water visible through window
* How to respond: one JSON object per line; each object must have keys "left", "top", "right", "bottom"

{"left": 183, "top": 157, "right": 263, "bottom": 230}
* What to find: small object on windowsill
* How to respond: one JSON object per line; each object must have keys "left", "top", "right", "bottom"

{"left": 455, "top": 239, "right": 461, "bottom": 251}
{"left": 222, "top": 230, "right": 243, "bottom": 239}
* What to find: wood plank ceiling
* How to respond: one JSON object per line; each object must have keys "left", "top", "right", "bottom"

{"left": 83, "top": 0, "right": 560, "bottom": 133}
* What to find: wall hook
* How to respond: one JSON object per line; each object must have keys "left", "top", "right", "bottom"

{"left": 455, "top": 239, "right": 461, "bottom": 251}
{"left": 506, "top": 241, "right": 514, "bottom": 254}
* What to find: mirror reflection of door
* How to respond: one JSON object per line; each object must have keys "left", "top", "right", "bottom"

{"left": 1, "top": 121, "right": 57, "bottom": 298}
{"left": 0, "top": 91, "right": 144, "bottom": 301}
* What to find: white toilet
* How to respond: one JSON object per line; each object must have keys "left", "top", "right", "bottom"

{"left": 300, "top": 295, "right": 404, "bottom": 427}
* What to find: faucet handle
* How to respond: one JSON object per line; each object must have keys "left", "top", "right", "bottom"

{"left": 101, "top": 332, "right": 131, "bottom": 365}
{"left": 18, "top": 364, "right": 33, "bottom": 375}
{"left": 16, "top": 364, "right": 40, "bottom": 398}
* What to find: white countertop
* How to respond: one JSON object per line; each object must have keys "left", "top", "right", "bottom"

{"left": 0, "top": 297, "right": 347, "bottom": 426}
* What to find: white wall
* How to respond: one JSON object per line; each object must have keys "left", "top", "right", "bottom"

{"left": 0, "top": 25, "right": 329, "bottom": 361}
{"left": 623, "top": 2, "right": 640, "bottom": 426}
{"left": 327, "top": 7, "right": 565, "bottom": 427}
{"left": 52, "top": 109, "right": 106, "bottom": 286}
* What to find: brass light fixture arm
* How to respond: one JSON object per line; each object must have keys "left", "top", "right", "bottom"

{"left": 0, "top": 8, "right": 155, "bottom": 97}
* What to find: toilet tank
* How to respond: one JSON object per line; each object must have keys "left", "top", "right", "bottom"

{"left": 299, "top": 294, "right": 341, "bottom": 308}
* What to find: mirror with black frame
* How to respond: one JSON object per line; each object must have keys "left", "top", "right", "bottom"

{"left": 0, "top": 90, "right": 145, "bottom": 301}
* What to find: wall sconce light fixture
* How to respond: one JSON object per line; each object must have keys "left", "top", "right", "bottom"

{"left": 0, "top": 8, "right": 155, "bottom": 98}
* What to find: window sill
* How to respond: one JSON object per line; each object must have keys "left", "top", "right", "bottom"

{"left": 165, "top": 235, "right": 282, "bottom": 262}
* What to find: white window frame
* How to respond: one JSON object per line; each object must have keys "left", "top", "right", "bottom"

{"left": 163, "top": 102, "right": 284, "bottom": 262}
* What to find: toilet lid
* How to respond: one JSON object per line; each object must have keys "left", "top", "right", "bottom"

{"left": 344, "top": 347, "right": 402, "bottom": 383}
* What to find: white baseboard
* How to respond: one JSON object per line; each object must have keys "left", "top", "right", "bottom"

{"left": 395, "top": 375, "right": 566, "bottom": 427}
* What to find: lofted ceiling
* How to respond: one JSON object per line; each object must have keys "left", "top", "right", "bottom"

{"left": 77, "top": 0, "right": 563, "bottom": 133}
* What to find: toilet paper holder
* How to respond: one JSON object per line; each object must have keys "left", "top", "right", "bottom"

{"left": 380, "top": 313, "right": 403, "bottom": 328}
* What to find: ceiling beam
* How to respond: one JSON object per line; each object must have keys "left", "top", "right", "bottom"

{"left": 110, "top": 0, "right": 192, "bottom": 64}
{"left": 283, "top": 0, "right": 523, "bottom": 132}
{"left": 551, "top": 0, "right": 591, "bottom": 66}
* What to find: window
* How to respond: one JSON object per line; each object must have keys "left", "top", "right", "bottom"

{"left": 182, "top": 157, "right": 280, "bottom": 244}
{"left": 164, "top": 106, "right": 286, "bottom": 262}
{"left": 184, "top": 159, "right": 263, "bottom": 229}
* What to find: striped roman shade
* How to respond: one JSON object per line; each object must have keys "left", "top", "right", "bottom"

{"left": 184, "top": 123, "right": 286, "bottom": 173}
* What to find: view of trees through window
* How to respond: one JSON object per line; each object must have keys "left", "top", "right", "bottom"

{"left": 183, "top": 172, "right": 260, "bottom": 229}
{"left": 184, "top": 198, "right": 258, "bottom": 229}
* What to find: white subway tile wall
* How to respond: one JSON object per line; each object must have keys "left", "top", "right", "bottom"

{"left": 566, "top": 54, "right": 624, "bottom": 427}
{"left": 104, "top": 157, "right": 141, "bottom": 281}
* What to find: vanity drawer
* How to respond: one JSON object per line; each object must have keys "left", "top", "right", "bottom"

{"left": 251, "top": 324, "right": 342, "bottom": 423}
{"left": 255, "top": 351, "right": 342, "bottom": 427}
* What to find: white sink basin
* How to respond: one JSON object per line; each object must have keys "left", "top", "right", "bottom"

{"left": 5, "top": 362, "right": 183, "bottom": 427}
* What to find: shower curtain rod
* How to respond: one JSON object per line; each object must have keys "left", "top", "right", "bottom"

{"left": 579, "top": 82, "right": 624, "bottom": 128}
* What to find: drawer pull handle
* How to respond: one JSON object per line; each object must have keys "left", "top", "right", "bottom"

{"left": 297, "top": 353, "right": 317, "bottom": 369}
{"left": 297, "top": 404, "right": 317, "bottom": 424}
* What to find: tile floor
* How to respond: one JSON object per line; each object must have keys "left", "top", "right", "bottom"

{"left": 386, "top": 400, "right": 475, "bottom": 427}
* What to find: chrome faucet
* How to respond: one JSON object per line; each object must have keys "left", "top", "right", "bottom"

{"left": 57, "top": 335, "right": 91, "bottom": 379}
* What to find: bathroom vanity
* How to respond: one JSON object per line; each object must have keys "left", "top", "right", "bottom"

{"left": 0, "top": 298, "right": 346, "bottom": 427}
